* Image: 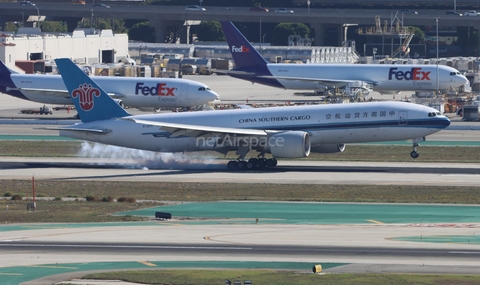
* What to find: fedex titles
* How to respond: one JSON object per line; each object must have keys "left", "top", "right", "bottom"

{"left": 388, "top": 68, "right": 432, "bottom": 87}
{"left": 231, "top": 45, "right": 250, "bottom": 53}
{"left": 135, "top": 83, "right": 176, "bottom": 96}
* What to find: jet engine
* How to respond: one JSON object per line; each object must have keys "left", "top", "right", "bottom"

{"left": 310, "top": 144, "right": 345, "bottom": 154}
{"left": 266, "top": 131, "right": 311, "bottom": 158}
{"left": 113, "top": 99, "right": 125, "bottom": 109}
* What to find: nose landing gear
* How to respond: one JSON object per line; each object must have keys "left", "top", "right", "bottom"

{"left": 410, "top": 142, "right": 420, "bottom": 159}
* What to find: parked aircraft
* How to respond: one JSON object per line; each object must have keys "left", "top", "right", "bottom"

{"left": 220, "top": 21, "right": 468, "bottom": 95}
{"left": 0, "top": 60, "right": 219, "bottom": 110}
{"left": 54, "top": 58, "right": 450, "bottom": 169}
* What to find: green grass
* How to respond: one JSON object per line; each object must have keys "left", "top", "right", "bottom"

{"left": 1, "top": 180, "right": 480, "bottom": 223}
{"left": 82, "top": 270, "right": 480, "bottom": 285}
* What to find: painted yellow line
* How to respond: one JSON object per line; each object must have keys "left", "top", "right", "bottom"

{"left": 26, "top": 265, "right": 77, "bottom": 269}
{"left": 138, "top": 261, "right": 157, "bottom": 267}
{"left": 367, "top": 219, "right": 384, "bottom": 224}
{"left": 0, "top": 273, "right": 22, "bottom": 276}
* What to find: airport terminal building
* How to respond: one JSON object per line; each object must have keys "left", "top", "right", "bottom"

{"left": 0, "top": 27, "right": 129, "bottom": 72}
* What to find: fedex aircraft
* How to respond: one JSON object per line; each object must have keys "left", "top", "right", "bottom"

{"left": 220, "top": 21, "right": 468, "bottom": 95}
{"left": 0, "top": 60, "right": 219, "bottom": 109}
{"left": 54, "top": 58, "right": 450, "bottom": 170}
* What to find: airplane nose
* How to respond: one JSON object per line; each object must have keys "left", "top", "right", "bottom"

{"left": 210, "top": 91, "right": 220, "bottom": 101}
{"left": 441, "top": 116, "right": 451, "bottom": 128}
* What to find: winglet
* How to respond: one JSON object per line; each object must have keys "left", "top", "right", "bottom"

{"left": 54, "top": 58, "right": 130, "bottom": 123}
{"left": 220, "top": 21, "right": 268, "bottom": 69}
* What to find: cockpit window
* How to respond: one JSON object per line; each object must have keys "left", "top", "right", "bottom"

{"left": 428, "top": 112, "right": 442, "bottom": 117}
{"left": 450, "top": 72, "right": 461, "bottom": 76}
{"left": 198, "top": 87, "right": 211, "bottom": 91}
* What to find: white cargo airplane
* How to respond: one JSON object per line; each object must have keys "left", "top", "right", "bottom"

{"left": 54, "top": 58, "right": 450, "bottom": 169}
{"left": 220, "top": 21, "right": 468, "bottom": 95}
{"left": 0, "top": 60, "right": 219, "bottom": 109}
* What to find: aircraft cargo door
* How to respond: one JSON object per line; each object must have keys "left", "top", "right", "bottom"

{"left": 398, "top": 111, "right": 407, "bottom": 125}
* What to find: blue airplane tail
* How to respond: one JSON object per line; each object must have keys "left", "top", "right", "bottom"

{"left": 54, "top": 58, "right": 130, "bottom": 123}
{"left": 220, "top": 21, "right": 268, "bottom": 69}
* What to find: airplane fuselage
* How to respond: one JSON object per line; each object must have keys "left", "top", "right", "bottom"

{"left": 61, "top": 101, "right": 450, "bottom": 153}
{"left": 3, "top": 74, "right": 218, "bottom": 108}
{"left": 231, "top": 63, "right": 468, "bottom": 92}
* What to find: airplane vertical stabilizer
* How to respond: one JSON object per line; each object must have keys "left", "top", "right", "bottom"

{"left": 220, "top": 21, "right": 268, "bottom": 69}
{"left": 55, "top": 58, "right": 130, "bottom": 123}
{"left": 0, "top": 60, "right": 18, "bottom": 75}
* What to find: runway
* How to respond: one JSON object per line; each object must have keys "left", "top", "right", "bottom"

{"left": 0, "top": 157, "right": 479, "bottom": 186}
{"left": 1, "top": 75, "right": 480, "bottom": 284}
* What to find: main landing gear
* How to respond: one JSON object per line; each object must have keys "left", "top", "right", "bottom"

{"left": 227, "top": 158, "right": 278, "bottom": 170}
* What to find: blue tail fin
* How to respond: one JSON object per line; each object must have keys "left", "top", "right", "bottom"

{"left": 220, "top": 21, "right": 268, "bottom": 69}
{"left": 54, "top": 58, "right": 129, "bottom": 123}
{"left": 0, "top": 60, "right": 17, "bottom": 76}
{"left": 0, "top": 60, "right": 29, "bottom": 100}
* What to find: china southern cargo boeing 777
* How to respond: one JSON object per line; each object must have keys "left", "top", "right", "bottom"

{"left": 220, "top": 21, "right": 468, "bottom": 95}
{"left": 54, "top": 58, "right": 450, "bottom": 170}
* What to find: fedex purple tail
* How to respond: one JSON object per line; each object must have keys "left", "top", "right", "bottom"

{"left": 220, "top": 21, "right": 283, "bottom": 88}
{"left": 0, "top": 60, "right": 29, "bottom": 100}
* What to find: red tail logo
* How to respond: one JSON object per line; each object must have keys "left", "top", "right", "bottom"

{"left": 72, "top": 83, "right": 101, "bottom": 111}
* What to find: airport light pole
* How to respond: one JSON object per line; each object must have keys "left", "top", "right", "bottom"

{"left": 20, "top": 1, "right": 39, "bottom": 28}
{"left": 91, "top": 8, "right": 94, "bottom": 33}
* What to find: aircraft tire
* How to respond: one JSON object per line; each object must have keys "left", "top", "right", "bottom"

{"left": 237, "top": 161, "right": 247, "bottom": 170}
{"left": 227, "top": 161, "right": 237, "bottom": 170}
{"left": 267, "top": 158, "right": 277, "bottom": 167}
{"left": 410, "top": 151, "right": 419, "bottom": 159}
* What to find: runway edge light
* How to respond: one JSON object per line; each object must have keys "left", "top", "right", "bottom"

{"left": 313, "top": 264, "right": 322, "bottom": 273}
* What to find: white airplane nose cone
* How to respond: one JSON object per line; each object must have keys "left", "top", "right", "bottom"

{"left": 210, "top": 91, "right": 220, "bottom": 101}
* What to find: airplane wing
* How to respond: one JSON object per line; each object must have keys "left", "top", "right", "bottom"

{"left": 17, "top": 88, "right": 122, "bottom": 99}
{"left": 126, "top": 118, "right": 268, "bottom": 138}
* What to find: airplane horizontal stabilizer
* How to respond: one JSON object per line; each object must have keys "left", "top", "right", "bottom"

{"left": 53, "top": 126, "right": 112, "bottom": 133}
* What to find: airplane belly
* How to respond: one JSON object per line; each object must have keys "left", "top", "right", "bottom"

{"left": 311, "top": 127, "right": 437, "bottom": 144}
{"left": 277, "top": 79, "right": 323, "bottom": 90}
{"left": 22, "top": 91, "right": 72, "bottom": 105}
{"left": 123, "top": 95, "right": 180, "bottom": 108}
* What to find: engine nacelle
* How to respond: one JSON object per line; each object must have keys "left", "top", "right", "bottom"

{"left": 310, "top": 144, "right": 346, "bottom": 154}
{"left": 113, "top": 99, "right": 125, "bottom": 109}
{"left": 267, "top": 131, "right": 311, "bottom": 158}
